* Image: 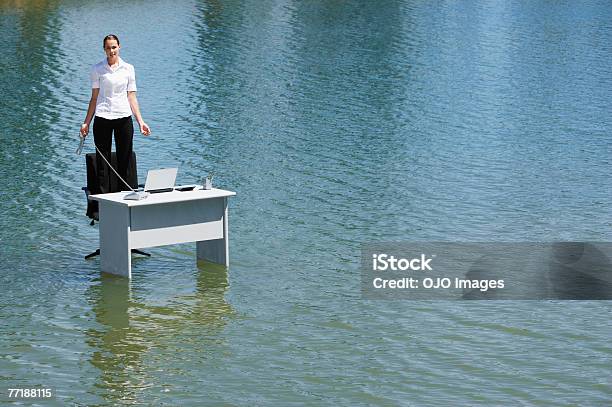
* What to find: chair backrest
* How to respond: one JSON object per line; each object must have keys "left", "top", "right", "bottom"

{"left": 85, "top": 152, "right": 138, "bottom": 219}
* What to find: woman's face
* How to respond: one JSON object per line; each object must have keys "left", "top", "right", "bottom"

{"left": 104, "top": 39, "right": 120, "bottom": 59}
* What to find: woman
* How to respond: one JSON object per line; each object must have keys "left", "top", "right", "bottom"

{"left": 80, "top": 34, "right": 151, "bottom": 193}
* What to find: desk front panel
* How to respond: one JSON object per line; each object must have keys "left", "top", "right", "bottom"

{"left": 129, "top": 197, "right": 225, "bottom": 249}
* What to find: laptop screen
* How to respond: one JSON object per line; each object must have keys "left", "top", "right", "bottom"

{"left": 144, "top": 168, "right": 178, "bottom": 192}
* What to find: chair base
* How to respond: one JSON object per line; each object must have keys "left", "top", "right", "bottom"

{"left": 85, "top": 249, "right": 100, "bottom": 259}
{"left": 84, "top": 248, "right": 151, "bottom": 260}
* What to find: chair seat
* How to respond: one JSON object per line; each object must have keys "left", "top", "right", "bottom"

{"left": 82, "top": 151, "right": 145, "bottom": 260}
{"left": 84, "top": 152, "right": 138, "bottom": 221}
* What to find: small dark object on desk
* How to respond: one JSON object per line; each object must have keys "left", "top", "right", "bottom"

{"left": 149, "top": 188, "right": 174, "bottom": 194}
{"left": 175, "top": 185, "right": 196, "bottom": 192}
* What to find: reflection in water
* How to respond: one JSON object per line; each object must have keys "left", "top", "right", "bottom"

{"left": 85, "top": 263, "right": 233, "bottom": 404}
{"left": 85, "top": 275, "right": 150, "bottom": 405}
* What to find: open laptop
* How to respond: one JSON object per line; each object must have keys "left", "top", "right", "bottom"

{"left": 144, "top": 168, "right": 178, "bottom": 193}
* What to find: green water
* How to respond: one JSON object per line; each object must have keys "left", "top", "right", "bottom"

{"left": 1, "top": 0, "right": 611, "bottom": 405}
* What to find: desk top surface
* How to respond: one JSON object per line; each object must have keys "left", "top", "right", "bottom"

{"left": 90, "top": 187, "right": 236, "bottom": 207}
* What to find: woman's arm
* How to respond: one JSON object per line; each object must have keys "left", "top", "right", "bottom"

{"left": 127, "top": 91, "right": 151, "bottom": 136}
{"left": 80, "top": 88, "right": 99, "bottom": 137}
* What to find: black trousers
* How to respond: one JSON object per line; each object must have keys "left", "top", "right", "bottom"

{"left": 93, "top": 115, "right": 134, "bottom": 193}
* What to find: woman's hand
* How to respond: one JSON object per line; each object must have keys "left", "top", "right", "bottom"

{"left": 80, "top": 123, "right": 89, "bottom": 137}
{"left": 139, "top": 121, "right": 151, "bottom": 136}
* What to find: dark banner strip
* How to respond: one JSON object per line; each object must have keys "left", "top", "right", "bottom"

{"left": 361, "top": 243, "right": 612, "bottom": 300}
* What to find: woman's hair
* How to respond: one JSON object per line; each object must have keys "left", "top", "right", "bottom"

{"left": 103, "top": 34, "right": 120, "bottom": 48}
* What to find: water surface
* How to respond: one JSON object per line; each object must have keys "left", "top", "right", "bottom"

{"left": 1, "top": 0, "right": 611, "bottom": 405}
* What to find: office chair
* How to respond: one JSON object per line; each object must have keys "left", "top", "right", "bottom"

{"left": 82, "top": 152, "right": 150, "bottom": 259}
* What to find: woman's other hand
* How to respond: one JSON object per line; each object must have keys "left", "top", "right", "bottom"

{"left": 80, "top": 123, "right": 89, "bottom": 137}
{"left": 139, "top": 122, "right": 151, "bottom": 136}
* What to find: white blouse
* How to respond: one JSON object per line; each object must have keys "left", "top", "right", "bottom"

{"left": 90, "top": 57, "right": 137, "bottom": 120}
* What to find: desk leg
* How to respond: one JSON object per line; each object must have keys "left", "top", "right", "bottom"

{"left": 197, "top": 197, "right": 229, "bottom": 267}
{"left": 99, "top": 202, "right": 131, "bottom": 278}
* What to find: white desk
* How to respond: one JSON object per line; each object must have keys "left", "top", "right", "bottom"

{"left": 90, "top": 188, "right": 236, "bottom": 278}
